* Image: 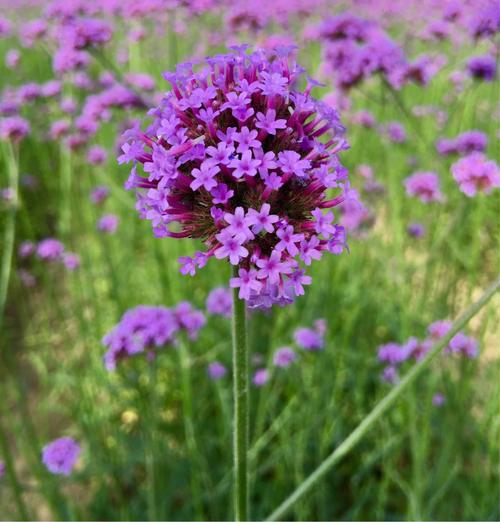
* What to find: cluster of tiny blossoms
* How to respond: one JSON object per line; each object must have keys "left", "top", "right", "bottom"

{"left": 119, "top": 46, "right": 351, "bottom": 308}
{"left": 378, "top": 320, "right": 479, "bottom": 384}
{"left": 102, "top": 303, "right": 206, "bottom": 370}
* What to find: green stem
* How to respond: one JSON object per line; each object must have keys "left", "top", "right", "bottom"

{"left": 266, "top": 275, "right": 500, "bottom": 521}
{"left": 178, "top": 338, "right": 204, "bottom": 520}
{"left": 0, "top": 419, "right": 30, "bottom": 520}
{"left": 231, "top": 265, "right": 249, "bottom": 521}
{"left": 0, "top": 141, "right": 18, "bottom": 333}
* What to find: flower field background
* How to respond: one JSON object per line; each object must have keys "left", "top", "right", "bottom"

{"left": 0, "top": 0, "right": 499, "bottom": 520}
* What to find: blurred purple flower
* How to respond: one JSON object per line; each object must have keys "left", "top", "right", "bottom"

{"left": 42, "top": 437, "right": 80, "bottom": 476}
{"left": 97, "top": 214, "right": 119, "bottom": 234}
{"left": 273, "top": 347, "right": 297, "bottom": 368}
{"left": 404, "top": 172, "right": 443, "bottom": 203}
{"left": 206, "top": 287, "right": 232, "bottom": 318}
{"left": 253, "top": 368, "right": 269, "bottom": 387}
{"left": 207, "top": 361, "right": 227, "bottom": 380}
{"left": 451, "top": 153, "right": 500, "bottom": 197}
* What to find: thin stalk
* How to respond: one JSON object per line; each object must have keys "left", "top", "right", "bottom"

{"left": 265, "top": 275, "right": 500, "bottom": 521}
{"left": 0, "top": 420, "right": 30, "bottom": 520}
{"left": 58, "top": 142, "right": 72, "bottom": 238}
{"left": 232, "top": 265, "right": 249, "bottom": 521}
{"left": 0, "top": 141, "right": 18, "bottom": 333}
{"left": 178, "top": 338, "right": 204, "bottom": 520}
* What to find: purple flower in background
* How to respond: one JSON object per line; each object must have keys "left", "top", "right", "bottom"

{"left": 42, "top": 437, "right": 80, "bottom": 476}
{"left": 5, "top": 49, "right": 20, "bottom": 69}
{"left": 273, "top": 347, "right": 297, "bottom": 368}
{"left": 18, "top": 241, "right": 35, "bottom": 258}
{"left": 206, "top": 287, "right": 232, "bottom": 317}
{"left": 432, "top": 393, "right": 446, "bottom": 407}
{"left": 37, "top": 239, "right": 64, "bottom": 261}
{"left": 377, "top": 342, "right": 409, "bottom": 365}
{"left": 467, "top": 55, "right": 497, "bottom": 82}
{"left": 0, "top": 17, "right": 12, "bottom": 38}
{"left": 404, "top": 172, "right": 443, "bottom": 203}
{"left": 294, "top": 320, "right": 326, "bottom": 351}
{"left": 352, "top": 110, "right": 375, "bottom": 128}
{"left": 451, "top": 153, "right": 500, "bottom": 197}
{"left": 407, "top": 222, "right": 426, "bottom": 238}
{"left": 469, "top": 1, "right": 500, "bottom": 39}
{"left": 0, "top": 116, "right": 30, "bottom": 141}
{"left": 102, "top": 303, "right": 205, "bottom": 370}
{"left": 436, "top": 130, "right": 488, "bottom": 157}
{"left": 449, "top": 332, "right": 479, "bottom": 358}
{"left": 90, "top": 185, "right": 110, "bottom": 205}
{"left": 253, "top": 368, "right": 269, "bottom": 387}
{"left": 381, "top": 366, "right": 399, "bottom": 384}
{"left": 207, "top": 361, "right": 227, "bottom": 380}
{"left": 62, "top": 253, "right": 80, "bottom": 271}
{"left": 428, "top": 320, "right": 452, "bottom": 340}
{"left": 87, "top": 145, "right": 107, "bottom": 165}
{"left": 97, "top": 214, "right": 119, "bottom": 234}
{"left": 386, "top": 122, "right": 406, "bottom": 143}
{"left": 0, "top": 460, "right": 5, "bottom": 477}
{"left": 18, "top": 269, "right": 36, "bottom": 288}
{"left": 119, "top": 46, "right": 350, "bottom": 309}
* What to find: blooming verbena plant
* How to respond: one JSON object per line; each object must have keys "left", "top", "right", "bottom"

{"left": 41, "top": 437, "right": 81, "bottom": 476}
{"left": 102, "top": 303, "right": 205, "bottom": 370}
{"left": 119, "top": 45, "right": 351, "bottom": 309}
{"left": 451, "top": 153, "right": 500, "bottom": 197}
{"left": 377, "top": 320, "right": 479, "bottom": 384}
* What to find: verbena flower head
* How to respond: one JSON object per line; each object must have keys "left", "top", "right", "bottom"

{"left": 0, "top": 116, "right": 30, "bottom": 141}
{"left": 0, "top": 459, "right": 4, "bottom": 477}
{"left": 206, "top": 286, "right": 232, "bottom": 317}
{"left": 119, "top": 46, "right": 350, "bottom": 308}
{"left": 432, "top": 393, "right": 446, "bottom": 407}
{"left": 207, "top": 361, "right": 227, "bottom": 380}
{"left": 42, "top": 437, "right": 80, "bottom": 476}
{"left": 97, "top": 213, "right": 119, "bottom": 234}
{"left": 467, "top": 54, "right": 497, "bottom": 82}
{"left": 273, "top": 346, "right": 297, "bottom": 367}
{"left": 407, "top": 222, "right": 426, "bottom": 238}
{"left": 404, "top": 172, "right": 443, "bottom": 203}
{"left": 36, "top": 238, "right": 65, "bottom": 261}
{"left": 102, "top": 303, "right": 205, "bottom": 370}
{"left": 253, "top": 368, "right": 269, "bottom": 387}
{"left": 451, "top": 153, "right": 500, "bottom": 197}
{"left": 294, "top": 319, "right": 326, "bottom": 350}
{"left": 90, "top": 185, "right": 110, "bottom": 205}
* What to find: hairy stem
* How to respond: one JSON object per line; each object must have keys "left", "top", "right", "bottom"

{"left": 232, "top": 265, "right": 249, "bottom": 521}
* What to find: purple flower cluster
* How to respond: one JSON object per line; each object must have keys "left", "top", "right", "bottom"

{"left": 119, "top": 46, "right": 350, "bottom": 309}
{"left": 466, "top": 55, "right": 497, "bottom": 82}
{"left": 319, "top": 14, "right": 432, "bottom": 90}
{"left": 42, "top": 437, "right": 81, "bottom": 476}
{"left": 294, "top": 319, "right": 326, "bottom": 350}
{"left": 207, "top": 361, "right": 227, "bottom": 380}
{"left": 90, "top": 185, "right": 110, "bottom": 205}
{"left": 0, "top": 116, "right": 31, "bottom": 141}
{"left": 378, "top": 319, "right": 479, "bottom": 383}
{"left": 18, "top": 238, "right": 80, "bottom": 273}
{"left": 53, "top": 17, "right": 112, "bottom": 75}
{"left": 469, "top": 0, "right": 500, "bottom": 40}
{"left": 404, "top": 172, "right": 443, "bottom": 203}
{"left": 102, "top": 302, "right": 206, "bottom": 370}
{"left": 206, "top": 286, "right": 232, "bottom": 317}
{"left": 451, "top": 153, "right": 500, "bottom": 197}
{"left": 436, "top": 130, "right": 488, "bottom": 156}
{"left": 251, "top": 318, "right": 326, "bottom": 387}
{"left": 97, "top": 214, "right": 119, "bottom": 234}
